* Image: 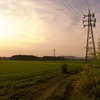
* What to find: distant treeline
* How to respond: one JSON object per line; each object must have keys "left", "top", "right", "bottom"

{"left": 11, "top": 55, "right": 40, "bottom": 60}
{"left": 0, "top": 55, "right": 65, "bottom": 61}
{"left": 10, "top": 55, "right": 66, "bottom": 61}
{"left": 0, "top": 55, "right": 85, "bottom": 61}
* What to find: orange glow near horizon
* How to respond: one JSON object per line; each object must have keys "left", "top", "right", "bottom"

{"left": 0, "top": 0, "right": 99, "bottom": 57}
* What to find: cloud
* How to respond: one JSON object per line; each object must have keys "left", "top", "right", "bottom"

{"left": 0, "top": 0, "right": 82, "bottom": 42}
{"left": 0, "top": 0, "right": 100, "bottom": 56}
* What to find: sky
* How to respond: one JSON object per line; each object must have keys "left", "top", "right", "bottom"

{"left": 0, "top": 0, "right": 100, "bottom": 57}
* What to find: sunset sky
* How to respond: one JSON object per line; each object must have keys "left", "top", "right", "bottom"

{"left": 0, "top": 0, "right": 100, "bottom": 57}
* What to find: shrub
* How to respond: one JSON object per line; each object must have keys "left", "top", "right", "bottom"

{"left": 61, "top": 63, "right": 67, "bottom": 74}
{"left": 89, "top": 86, "right": 100, "bottom": 100}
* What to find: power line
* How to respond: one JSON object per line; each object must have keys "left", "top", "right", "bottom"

{"left": 61, "top": 28, "right": 84, "bottom": 48}
{"left": 67, "top": 27, "right": 83, "bottom": 44}
{"left": 59, "top": 0, "right": 87, "bottom": 55}
{"left": 65, "top": 29, "right": 86, "bottom": 50}
{"left": 58, "top": 24, "right": 84, "bottom": 49}
{"left": 60, "top": 0, "right": 80, "bottom": 20}
{"left": 84, "top": 0, "right": 90, "bottom": 11}
{"left": 61, "top": 21, "right": 83, "bottom": 41}
{"left": 84, "top": 0, "right": 93, "bottom": 12}
{"left": 50, "top": 22, "right": 82, "bottom": 39}
{"left": 72, "top": 0, "right": 84, "bottom": 15}
{"left": 65, "top": 0, "right": 82, "bottom": 20}
{"left": 80, "top": 0, "right": 87, "bottom": 12}
{"left": 46, "top": 23, "right": 83, "bottom": 49}
{"left": 62, "top": 23, "right": 82, "bottom": 44}
{"left": 73, "top": 28, "right": 86, "bottom": 42}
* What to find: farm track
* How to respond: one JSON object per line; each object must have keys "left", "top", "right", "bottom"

{"left": 29, "top": 71, "right": 81, "bottom": 100}
{"left": 0, "top": 71, "right": 81, "bottom": 100}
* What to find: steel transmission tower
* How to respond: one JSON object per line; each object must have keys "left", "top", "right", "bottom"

{"left": 83, "top": 10, "right": 96, "bottom": 63}
{"left": 97, "top": 35, "right": 100, "bottom": 59}
{"left": 53, "top": 49, "right": 55, "bottom": 61}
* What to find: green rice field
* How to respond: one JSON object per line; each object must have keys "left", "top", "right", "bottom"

{"left": 0, "top": 60, "right": 83, "bottom": 81}
{"left": 1, "top": 60, "right": 99, "bottom": 100}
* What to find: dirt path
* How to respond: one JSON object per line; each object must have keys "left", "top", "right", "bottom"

{"left": 28, "top": 71, "right": 80, "bottom": 100}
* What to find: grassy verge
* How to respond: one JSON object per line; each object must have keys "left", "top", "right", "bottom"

{"left": 71, "top": 65, "right": 100, "bottom": 100}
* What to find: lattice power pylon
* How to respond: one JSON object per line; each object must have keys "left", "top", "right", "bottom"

{"left": 97, "top": 35, "right": 100, "bottom": 59}
{"left": 53, "top": 49, "right": 55, "bottom": 61}
{"left": 83, "top": 10, "right": 96, "bottom": 63}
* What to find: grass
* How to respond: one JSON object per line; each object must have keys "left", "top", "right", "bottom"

{"left": 0, "top": 61, "right": 58, "bottom": 81}
{"left": 0, "top": 60, "right": 84, "bottom": 100}
{"left": 0, "top": 60, "right": 84, "bottom": 81}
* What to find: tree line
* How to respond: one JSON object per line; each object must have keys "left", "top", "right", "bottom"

{"left": 0, "top": 55, "right": 65, "bottom": 61}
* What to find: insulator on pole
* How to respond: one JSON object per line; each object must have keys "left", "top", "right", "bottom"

{"left": 93, "top": 23, "right": 96, "bottom": 27}
{"left": 94, "top": 18, "right": 96, "bottom": 22}
{"left": 92, "top": 13, "right": 95, "bottom": 18}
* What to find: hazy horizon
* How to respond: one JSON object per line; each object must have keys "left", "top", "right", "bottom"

{"left": 0, "top": 0, "right": 100, "bottom": 57}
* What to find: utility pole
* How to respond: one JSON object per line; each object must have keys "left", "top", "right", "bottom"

{"left": 83, "top": 10, "right": 96, "bottom": 63}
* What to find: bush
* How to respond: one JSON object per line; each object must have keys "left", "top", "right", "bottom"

{"left": 61, "top": 63, "right": 67, "bottom": 74}
{"left": 89, "top": 86, "right": 100, "bottom": 100}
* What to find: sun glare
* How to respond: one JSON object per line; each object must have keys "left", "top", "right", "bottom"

{"left": 0, "top": 15, "right": 12, "bottom": 38}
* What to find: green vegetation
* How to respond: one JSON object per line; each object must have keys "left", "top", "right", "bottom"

{"left": 71, "top": 64, "right": 100, "bottom": 100}
{"left": 0, "top": 60, "right": 100, "bottom": 100}
{"left": 61, "top": 63, "right": 68, "bottom": 74}
{"left": 0, "top": 60, "right": 83, "bottom": 100}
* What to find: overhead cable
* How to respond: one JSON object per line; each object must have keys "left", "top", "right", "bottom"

{"left": 60, "top": 0, "right": 80, "bottom": 20}
{"left": 65, "top": 0, "right": 82, "bottom": 20}
{"left": 72, "top": 0, "right": 84, "bottom": 15}
{"left": 80, "top": 0, "right": 87, "bottom": 12}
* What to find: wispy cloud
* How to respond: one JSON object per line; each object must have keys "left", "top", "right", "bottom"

{"left": 0, "top": 0, "right": 100, "bottom": 56}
